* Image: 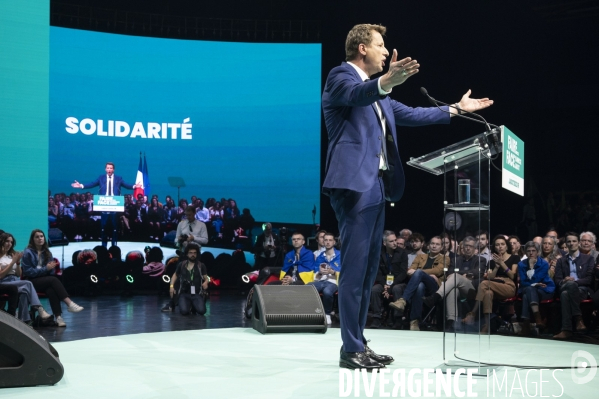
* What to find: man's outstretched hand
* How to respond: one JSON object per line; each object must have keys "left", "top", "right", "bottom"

{"left": 379, "top": 49, "right": 420, "bottom": 92}
{"left": 457, "top": 89, "right": 493, "bottom": 113}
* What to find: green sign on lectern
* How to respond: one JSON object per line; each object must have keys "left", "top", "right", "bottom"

{"left": 501, "top": 126, "right": 524, "bottom": 196}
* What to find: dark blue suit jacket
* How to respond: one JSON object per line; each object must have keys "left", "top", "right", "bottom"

{"left": 322, "top": 62, "right": 451, "bottom": 201}
{"left": 82, "top": 175, "right": 134, "bottom": 196}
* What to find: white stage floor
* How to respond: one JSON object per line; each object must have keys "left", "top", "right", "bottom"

{"left": 51, "top": 241, "right": 255, "bottom": 268}
{"left": 2, "top": 329, "right": 598, "bottom": 398}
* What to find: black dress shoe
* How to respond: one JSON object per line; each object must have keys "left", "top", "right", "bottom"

{"left": 364, "top": 345, "right": 394, "bottom": 365}
{"left": 340, "top": 349, "right": 385, "bottom": 370}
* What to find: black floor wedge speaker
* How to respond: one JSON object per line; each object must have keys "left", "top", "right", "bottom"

{"left": 0, "top": 311, "right": 64, "bottom": 387}
{"left": 251, "top": 284, "right": 327, "bottom": 334}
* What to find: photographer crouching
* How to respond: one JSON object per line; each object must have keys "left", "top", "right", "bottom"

{"left": 169, "top": 243, "right": 208, "bottom": 315}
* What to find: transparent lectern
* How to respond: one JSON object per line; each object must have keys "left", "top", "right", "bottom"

{"left": 407, "top": 128, "right": 503, "bottom": 374}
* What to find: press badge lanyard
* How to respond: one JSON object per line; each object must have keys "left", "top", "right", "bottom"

{"left": 188, "top": 263, "right": 196, "bottom": 294}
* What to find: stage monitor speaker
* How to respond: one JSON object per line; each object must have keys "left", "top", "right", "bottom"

{"left": 0, "top": 312, "right": 64, "bottom": 387}
{"left": 251, "top": 285, "right": 327, "bottom": 334}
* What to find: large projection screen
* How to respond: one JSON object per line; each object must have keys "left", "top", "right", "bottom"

{"left": 49, "top": 27, "right": 321, "bottom": 224}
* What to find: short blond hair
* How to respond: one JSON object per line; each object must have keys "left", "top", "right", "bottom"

{"left": 345, "top": 24, "right": 386, "bottom": 61}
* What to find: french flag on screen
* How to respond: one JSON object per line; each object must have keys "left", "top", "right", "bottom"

{"left": 134, "top": 153, "right": 144, "bottom": 199}
{"left": 142, "top": 153, "right": 150, "bottom": 198}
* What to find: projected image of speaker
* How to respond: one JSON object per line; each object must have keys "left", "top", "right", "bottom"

{"left": 0, "top": 312, "right": 64, "bottom": 387}
{"left": 251, "top": 285, "right": 327, "bottom": 334}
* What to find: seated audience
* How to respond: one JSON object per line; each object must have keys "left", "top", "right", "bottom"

{"left": 177, "top": 199, "right": 188, "bottom": 222}
{"left": 309, "top": 232, "right": 341, "bottom": 325}
{"left": 508, "top": 235, "right": 525, "bottom": 259}
{"left": 407, "top": 233, "right": 425, "bottom": 266}
{"left": 0, "top": 282, "right": 18, "bottom": 317}
{"left": 143, "top": 247, "right": 165, "bottom": 277}
{"left": 21, "top": 229, "right": 84, "bottom": 327}
{"left": 424, "top": 236, "right": 486, "bottom": 331}
{"left": 146, "top": 197, "right": 164, "bottom": 241}
{"left": 579, "top": 231, "right": 598, "bottom": 262}
{"left": 270, "top": 232, "right": 314, "bottom": 285}
{"left": 210, "top": 201, "right": 224, "bottom": 238}
{"left": 312, "top": 230, "right": 327, "bottom": 259}
{"left": 0, "top": 233, "right": 51, "bottom": 323}
{"left": 176, "top": 207, "right": 208, "bottom": 251}
{"left": 395, "top": 236, "right": 406, "bottom": 250}
{"left": 553, "top": 232, "right": 594, "bottom": 339}
{"left": 238, "top": 208, "right": 256, "bottom": 242}
{"left": 253, "top": 223, "right": 281, "bottom": 268}
{"left": 389, "top": 236, "right": 449, "bottom": 331}
{"left": 169, "top": 243, "right": 208, "bottom": 315}
{"left": 194, "top": 199, "right": 210, "bottom": 223}
{"left": 399, "top": 229, "right": 412, "bottom": 242}
{"left": 517, "top": 241, "right": 555, "bottom": 336}
{"left": 475, "top": 230, "right": 491, "bottom": 262}
{"left": 370, "top": 231, "right": 408, "bottom": 329}
{"left": 463, "top": 235, "right": 519, "bottom": 333}
{"left": 541, "top": 235, "right": 561, "bottom": 278}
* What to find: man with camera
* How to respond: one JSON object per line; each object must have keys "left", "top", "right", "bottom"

{"left": 169, "top": 243, "right": 208, "bottom": 315}
{"left": 176, "top": 207, "right": 208, "bottom": 252}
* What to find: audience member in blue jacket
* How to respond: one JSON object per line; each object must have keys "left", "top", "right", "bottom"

{"left": 518, "top": 241, "right": 555, "bottom": 335}
{"left": 311, "top": 233, "right": 341, "bottom": 324}
{"left": 273, "top": 232, "right": 314, "bottom": 285}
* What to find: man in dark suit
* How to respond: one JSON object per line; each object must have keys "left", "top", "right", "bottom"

{"left": 322, "top": 23, "right": 493, "bottom": 369}
{"left": 553, "top": 232, "right": 595, "bottom": 339}
{"left": 72, "top": 162, "right": 139, "bottom": 247}
{"left": 370, "top": 230, "right": 408, "bottom": 329}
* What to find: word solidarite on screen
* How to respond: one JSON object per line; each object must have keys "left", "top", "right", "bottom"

{"left": 65, "top": 117, "right": 193, "bottom": 140}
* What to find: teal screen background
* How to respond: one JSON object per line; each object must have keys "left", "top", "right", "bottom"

{"left": 0, "top": 1, "right": 49, "bottom": 246}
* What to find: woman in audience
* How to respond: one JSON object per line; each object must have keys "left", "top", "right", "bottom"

{"left": 48, "top": 197, "right": 59, "bottom": 224}
{"left": 557, "top": 237, "right": 567, "bottom": 253}
{"left": 74, "top": 193, "right": 90, "bottom": 240}
{"left": 0, "top": 233, "right": 51, "bottom": 323}
{"left": 541, "top": 236, "right": 561, "bottom": 278}
{"left": 205, "top": 197, "right": 216, "bottom": 210}
{"left": 463, "top": 235, "right": 520, "bottom": 333}
{"left": 21, "top": 229, "right": 84, "bottom": 327}
{"left": 177, "top": 199, "right": 188, "bottom": 222}
{"left": 143, "top": 247, "right": 165, "bottom": 277}
{"left": 210, "top": 201, "right": 224, "bottom": 238}
{"left": 147, "top": 197, "right": 164, "bottom": 241}
{"left": 517, "top": 241, "right": 555, "bottom": 335}
{"left": 508, "top": 235, "right": 525, "bottom": 259}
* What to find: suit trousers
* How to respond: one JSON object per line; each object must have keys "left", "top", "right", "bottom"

{"left": 559, "top": 280, "right": 589, "bottom": 331}
{"left": 330, "top": 177, "right": 385, "bottom": 352}
{"left": 101, "top": 212, "right": 118, "bottom": 247}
